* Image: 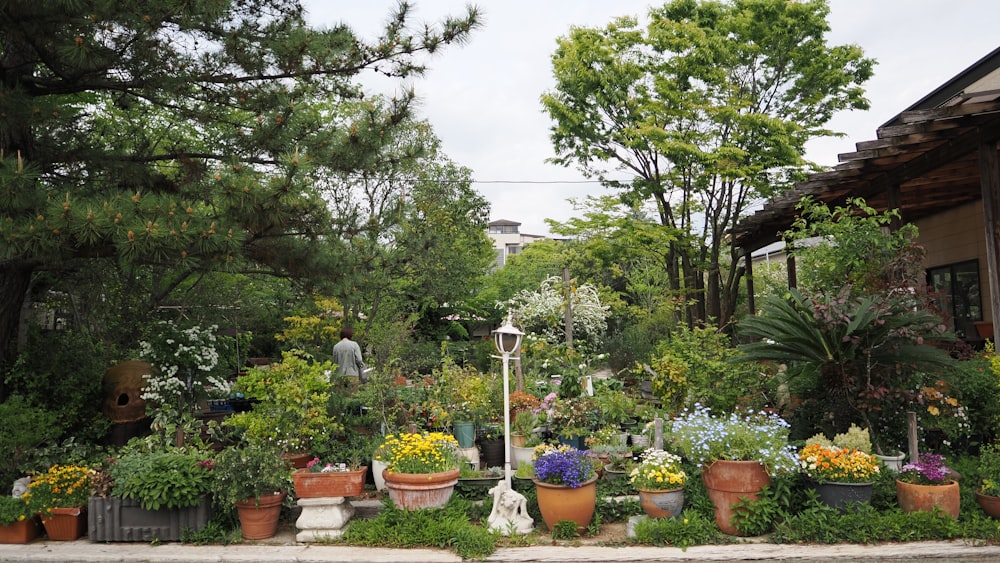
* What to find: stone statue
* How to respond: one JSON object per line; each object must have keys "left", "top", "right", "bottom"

{"left": 11, "top": 476, "right": 30, "bottom": 498}
{"left": 487, "top": 481, "right": 533, "bottom": 536}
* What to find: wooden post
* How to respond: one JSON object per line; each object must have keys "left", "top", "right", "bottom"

{"left": 563, "top": 267, "right": 573, "bottom": 345}
{"left": 653, "top": 418, "right": 663, "bottom": 451}
{"left": 906, "top": 411, "right": 919, "bottom": 463}
{"left": 979, "top": 140, "right": 1000, "bottom": 344}
{"left": 744, "top": 251, "right": 756, "bottom": 316}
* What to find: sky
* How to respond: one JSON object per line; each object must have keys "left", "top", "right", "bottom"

{"left": 302, "top": 1, "right": 1000, "bottom": 238}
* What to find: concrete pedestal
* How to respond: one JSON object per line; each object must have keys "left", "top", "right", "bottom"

{"left": 295, "top": 497, "right": 355, "bottom": 542}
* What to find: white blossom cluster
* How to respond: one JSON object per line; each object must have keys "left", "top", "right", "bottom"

{"left": 139, "top": 321, "right": 230, "bottom": 408}
{"left": 506, "top": 276, "right": 609, "bottom": 344}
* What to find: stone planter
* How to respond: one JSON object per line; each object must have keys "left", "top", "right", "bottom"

{"left": 88, "top": 495, "right": 212, "bottom": 542}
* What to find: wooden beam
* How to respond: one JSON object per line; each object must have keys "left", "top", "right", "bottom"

{"left": 979, "top": 140, "right": 1000, "bottom": 343}
{"left": 745, "top": 252, "right": 755, "bottom": 316}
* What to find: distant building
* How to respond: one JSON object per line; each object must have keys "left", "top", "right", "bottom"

{"left": 487, "top": 219, "right": 545, "bottom": 268}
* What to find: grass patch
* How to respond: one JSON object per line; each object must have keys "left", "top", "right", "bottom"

{"left": 343, "top": 497, "right": 496, "bottom": 559}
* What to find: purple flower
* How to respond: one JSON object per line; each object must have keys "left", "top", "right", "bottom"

{"left": 900, "top": 453, "right": 952, "bottom": 484}
{"left": 532, "top": 447, "right": 596, "bottom": 488}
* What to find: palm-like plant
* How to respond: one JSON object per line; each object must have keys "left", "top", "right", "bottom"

{"left": 737, "top": 287, "right": 954, "bottom": 432}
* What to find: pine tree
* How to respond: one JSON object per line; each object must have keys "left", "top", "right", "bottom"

{"left": 0, "top": 1, "right": 480, "bottom": 376}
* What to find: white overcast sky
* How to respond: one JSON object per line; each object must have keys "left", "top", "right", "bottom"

{"left": 303, "top": 1, "right": 1000, "bottom": 237}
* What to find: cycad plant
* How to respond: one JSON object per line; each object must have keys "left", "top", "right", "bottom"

{"left": 737, "top": 287, "right": 954, "bottom": 440}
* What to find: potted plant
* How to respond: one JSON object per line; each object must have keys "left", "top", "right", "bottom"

{"left": 594, "top": 388, "right": 639, "bottom": 431}
{"left": 291, "top": 457, "right": 368, "bottom": 499}
{"left": 210, "top": 440, "right": 292, "bottom": 539}
{"left": 976, "top": 442, "right": 1000, "bottom": 518}
{"left": 668, "top": 404, "right": 796, "bottom": 535}
{"left": 545, "top": 395, "right": 598, "bottom": 448}
{"left": 223, "top": 350, "right": 341, "bottom": 466}
{"left": 531, "top": 444, "right": 598, "bottom": 531}
{"left": 23, "top": 464, "right": 94, "bottom": 540}
{"left": 375, "top": 431, "right": 461, "bottom": 510}
{"left": 798, "top": 443, "right": 880, "bottom": 510}
{"left": 0, "top": 495, "right": 41, "bottom": 544}
{"left": 89, "top": 446, "right": 215, "bottom": 541}
{"left": 896, "top": 453, "right": 960, "bottom": 519}
{"left": 629, "top": 449, "right": 687, "bottom": 518}
{"left": 510, "top": 407, "right": 537, "bottom": 448}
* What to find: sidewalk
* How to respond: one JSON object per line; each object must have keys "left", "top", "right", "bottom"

{"left": 3, "top": 537, "right": 1000, "bottom": 562}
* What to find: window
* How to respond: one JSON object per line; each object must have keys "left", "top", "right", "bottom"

{"left": 927, "top": 260, "right": 982, "bottom": 340}
{"left": 489, "top": 224, "right": 519, "bottom": 234}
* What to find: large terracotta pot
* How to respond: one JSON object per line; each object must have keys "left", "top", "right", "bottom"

{"left": 234, "top": 491, "right": 287, "bottom": 540}
{"left": 814, "top": 482, "right": 873, "bottom": 511}
{"left": 533, "top": 476, "right": 598, "bottom": 532}
{"left": 292, "top": 467, "right": 368, "bottom": 498}
{"left": 382, "top": 468, "right": 459, "bottom": 510}
{"left": 281, "top": 452, "right": 312, "bottom": 470}
{"left": 896, "top": 480, "right": 960, "bottom": 519}
{"left": 41, "top": 506, "right": 88, "bottom": 541}
{"left": 0, "top": 516, "right": 41, "bottom": 544}
{"left": 638, "top": 487, "right": 685, "bottom": 518}
{"left": 976, "top": 491, "right": 1000, "bottom": 519}
{"left": 701, "top": 460, "right": 770, "bottom": 535}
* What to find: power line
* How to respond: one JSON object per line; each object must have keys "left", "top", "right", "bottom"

{"left": 470, "top": 180, "right": 604, "bottom": 184}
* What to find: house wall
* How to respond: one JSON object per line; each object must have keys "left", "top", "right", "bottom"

{"left": 914, "top": 199, "right": 993, "bottom": 332}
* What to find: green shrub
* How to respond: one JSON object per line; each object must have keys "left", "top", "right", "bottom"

{"left": 6, "top": 327, "right": 111, "bottom": 443}
{"left": 631, "top": 510, "right": 722, "bottom": 550}
{"left": 109, "top": 447, "right": 214, "bottom": 510}
{"left": 344, "top": 497, "right": 495, "bottom": 559}
{"left": 551, "top": 519, "right": 579, "bottom": 539}
{"left": 0, "top": 395, "right": 60, "bottom": 487}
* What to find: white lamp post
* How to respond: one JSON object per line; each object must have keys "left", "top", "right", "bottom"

{"left": 493, "top": 316, "right": 523, "bottom": 489}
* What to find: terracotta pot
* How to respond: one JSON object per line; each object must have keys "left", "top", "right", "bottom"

{"left": 976, "top": 491, "right": 1000, "bottom": 519}
{"left": 814, "top": 482, "right": 873, "bottom": 511}
{"left": 281, "top": 452, "right": 312, "bottom": 470}
{"left": 896, "top": 480, "right": 960, "bottom": 519}
{"left": 0, "top": 516, "right": 41, "bottom": 544}
{"left": 292, "top": 467, "right": 368, "bottom": 498}
{"left": 41, "top": 506, "right": 88, "bottom": 541}
{"left": 533, "top": 476, "right": 598, "bottom": 532}
{"left": 234, "top": 491, "right": 287, "bottom": 540}
{"left": 639, "top": 488, "right": 685, "bottom": 518}
{"left": 701, "top": 460, "right": 770, "bottom": 535}
{"left": 382, "top": 468, "right": 459, "bottom": 510}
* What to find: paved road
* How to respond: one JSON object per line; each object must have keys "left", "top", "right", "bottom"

{"left": 2, "top": 539, "right": 1000, "bottom": 562}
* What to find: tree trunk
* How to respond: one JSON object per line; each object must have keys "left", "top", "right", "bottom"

{"left": 0, "top": 263, "right": 34, "bottom": 400}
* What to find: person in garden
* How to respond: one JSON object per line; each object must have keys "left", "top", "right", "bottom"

{"left": 333, "top": 326, "right": 366, "bottom": 381}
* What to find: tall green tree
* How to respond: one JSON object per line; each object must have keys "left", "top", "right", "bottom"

{"left": 541, "top": 0, "right": 873, "bottom": 329}
{"left": 0, "top": 1, "right": 480, "bottom": 372}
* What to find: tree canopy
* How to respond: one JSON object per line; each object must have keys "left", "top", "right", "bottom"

{"left": 0, "top": 1, "right": 481, "bottom": 370}
{"left": 541, "top": 0, "right": 873, "bottom": 329}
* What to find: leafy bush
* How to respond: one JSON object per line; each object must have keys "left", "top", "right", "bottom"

{"left": 0, "top": 395, "right": 61, "bottom": 488}
{"left": 108, "top": 448, "right": 214, "bottom": 510}
{"left": 6, "top": 327, "right": 111, "bottom": 443}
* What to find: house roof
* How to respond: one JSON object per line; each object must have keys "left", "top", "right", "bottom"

{"left": 731, "top": 45, "right": 1000, "bottom": 253}
{"left": 488, "top": 219, "right": 522, "bottom": 227}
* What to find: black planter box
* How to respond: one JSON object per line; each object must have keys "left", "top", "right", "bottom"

{"left": 88, "top": 495, "right": 212, "bottom": 542}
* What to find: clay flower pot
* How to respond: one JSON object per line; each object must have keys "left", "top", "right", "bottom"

{"left": 382, "top": 468, "right": 460, "bottom": 510}
{"left": 533, "top": 476, "right": 598, "bottom": 531}
{"left": 701, "top": 460, "right": 770, "bottom": 535}
{"left": 896, "top": 480, "right": 960, "bottom": 519}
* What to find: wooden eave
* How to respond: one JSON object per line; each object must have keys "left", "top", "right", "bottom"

{"left": 731, "top": 97, "right": 1000, "bottom": 253}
